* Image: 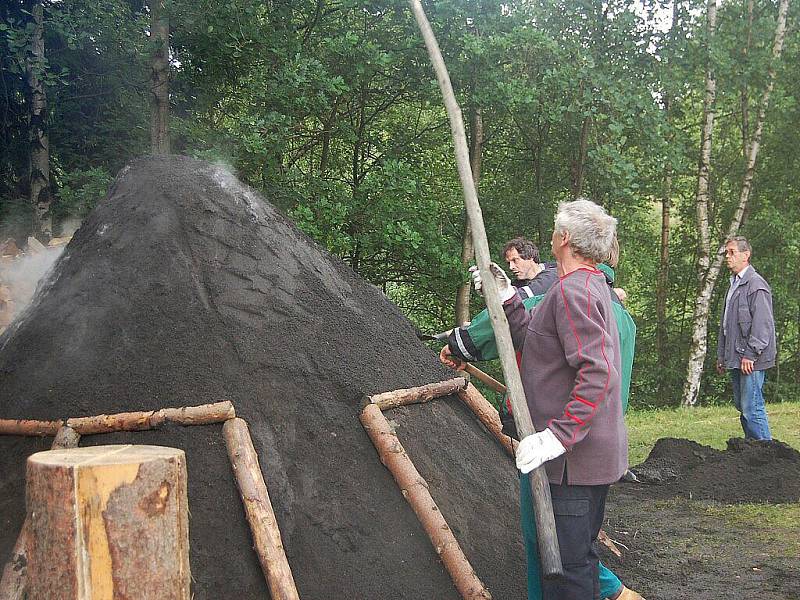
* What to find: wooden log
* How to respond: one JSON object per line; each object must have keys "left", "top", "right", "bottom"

{"left": 0, "top": 419, "right": 63, "bottom": 436}
{"left": 360, "top": 403, "right": 492, "bottom": 599}
{"left": 0, "top": 402, "right": 236, "bottom": 438}
{"left": 222, "top": 418, "right": 300, "bottom": 600}
{"left": 370, "top": 377, "right": 467, "bottom": 411}
{"left": 66, "top": 400, "right": 236, "bottom": 434}
{"left": 0, "top": 427, "right": 81, "bottom": 600}
{"left": 25, "top": 445, "right": 191, "bottom": 599}
{"left": 457, "top": 384, "right": 516, "bottom": 457}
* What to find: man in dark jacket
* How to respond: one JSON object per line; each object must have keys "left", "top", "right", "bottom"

{"left": 444, "top": 237, "right": 557, "bottom": 363}
{"left": 716, "top": 235, "right": 776, "bottom": 440}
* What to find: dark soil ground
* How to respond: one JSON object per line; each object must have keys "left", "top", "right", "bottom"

{"left": 1, "top": 156, "right": 797, "bottom": 599}
{"left": 602, "top": 438, "right": 800, "bottom": 600}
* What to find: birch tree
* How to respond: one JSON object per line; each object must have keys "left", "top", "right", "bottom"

{"left": 26, "top": 0, "right": 51, "bottom": 241}
{"left": 682, "top": 0, "right": 791, "bottom": 406}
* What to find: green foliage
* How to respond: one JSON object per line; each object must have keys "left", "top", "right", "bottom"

{"left": 1, "top": 0, "right": 797, "bottom": 407}
{"left": 52, "top": 166, "right": 112, "bottom": 221}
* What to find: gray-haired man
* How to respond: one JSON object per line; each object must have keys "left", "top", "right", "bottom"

{"left": 473, "top": 199, "right": 627, "bottom": 600}
{"left": 716, "top": 236, "right": 776, "bottom": 440}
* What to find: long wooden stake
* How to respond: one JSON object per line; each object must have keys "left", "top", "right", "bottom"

{"left": 68, "top": 401, "right": 236, "bottom": 434}
{"left": 456, "top": 384, "right": 516, "bottom": 457}
{"left": 0, "top": 401, "right": 236, "bottom": 437}
{"left": 409, "top": 0, "right": 562, "bottom": 577}
{"left": 223, "top": 418, "right": 300, "bottom": 600}
{"left": 0, "top": 419, "right": 63, "bottom": 436}
{"left": 370, "top": 377, "right": 467, "bottom": 411}
{"left": 360, "top": 403, "right": 492, "bottom": 599}
{"left": 0, "top": 426, "right": 81, "bottom": 600}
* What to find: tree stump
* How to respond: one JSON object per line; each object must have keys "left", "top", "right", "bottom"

{"left": 26, "top": 444, "right": 190, "bottom": 600}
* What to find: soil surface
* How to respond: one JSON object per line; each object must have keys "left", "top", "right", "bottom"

{"left": 1, "top": 156, "right": 797, "bottom": 599}
{"left": 603, "top": 438, "right": 800, "bottom": 600}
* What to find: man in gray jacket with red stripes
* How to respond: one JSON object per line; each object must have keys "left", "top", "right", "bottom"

{"left": 472, "top": 199, "right": 626, "bottom": 600}
{"left": 716, "top": 235, "right": 776, "bottom": 440}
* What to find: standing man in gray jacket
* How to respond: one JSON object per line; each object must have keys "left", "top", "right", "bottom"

{"left": 716, "top": 235, "right": 776, "bottom": 440}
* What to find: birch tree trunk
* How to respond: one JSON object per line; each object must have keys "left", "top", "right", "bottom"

{"left": 26, "top": 0, "right": 51, "bottom": 242}
{"left": 681, "top": 0, "right": 718, "bottom": 407}
{"left": 454, "top": 107, "right": 483, "bottom": 325}
{"left": 150, "top": 0, "right": 170, "bottom": 154}
{"left": 682, "top": 0, "right": 789, "bottom": 406}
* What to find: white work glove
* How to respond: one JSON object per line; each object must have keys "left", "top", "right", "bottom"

{"left": 516, "top": 428, "right": 566, "bottom": 474}
{"left": 469, "top": 263, "right": 515, "bottom": 303}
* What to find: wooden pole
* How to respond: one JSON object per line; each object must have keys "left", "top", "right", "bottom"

{"left": 25, "top": 444, "right": 190, "bottom": 599}
{"left": 222, "top": 418, "right": 300, "bottom": 600}
{"left": 456, "top": 384, "right": 516, "bottom": 457}
{"left": 408, "top": 0, "right": 562, "bottom": 577}
{"left": 67, "top": 401, "right": 236, "bottom": 434}
{"left": 0, "top": 427, "right": 81, "bottom": 600}
{"left": 370, "top": 377, "right": 467, "bottom": 411}
{"left": 0, "top": 419, "right": 63, "bottom": 436}
{"left": 0, "top": 401, "right": 236, "bottom": 437}
{"left": 360, "top": 403, "right": 492, "bottom": 599}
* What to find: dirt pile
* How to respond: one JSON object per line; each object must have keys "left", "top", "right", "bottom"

{"left": 0, "top": 156, "right": 526, "bottom": 599}
{"left": 631, "top": 437, "right": 800, "bottom": 503}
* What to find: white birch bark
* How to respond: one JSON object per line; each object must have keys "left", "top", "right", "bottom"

{"left": 682, "top": 0, "right": 790, "bottom": 406}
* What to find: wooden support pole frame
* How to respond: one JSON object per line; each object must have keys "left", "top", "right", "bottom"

{"left": 409, "top": 0, "right": 562, "bottom": 577}
{"left": 360, "top": 403, "right": 492, "bottom": 600}
{"left": 0, "top": 419, "right": 62, "bottom": 436}
{"left": 0, "top": 426, "right": 81, "bottom": 600}
{"left": 0, "top": 401, "right": 236, "bottom": 437}
{"left": 67, "top": 401, "right": 236, "bottom": 434}
{"left": 223, "top": 418, "right": 300, "bottom": 600}
{"left": 456, "top": 384, "right": 516, "bottom": 457}
{"left": 370, "top": 377, "right": 467, "bottom": 411}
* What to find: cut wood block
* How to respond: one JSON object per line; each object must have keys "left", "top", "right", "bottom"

{"left": 0, "top": 238, "right": 20, "bottom": 257}
{"left": 25, "top": 237, "right": 45, "bottom": 254}
{"left": 26, "top": 445, "right": 190, "bottom": 600}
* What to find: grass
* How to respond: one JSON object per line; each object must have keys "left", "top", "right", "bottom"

{"left": 625, "top": 400, "right": 800, "bottom": 465}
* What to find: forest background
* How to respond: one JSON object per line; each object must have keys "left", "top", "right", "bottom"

{"left": 1, "top": 0, "right": 798, "bottom": 409}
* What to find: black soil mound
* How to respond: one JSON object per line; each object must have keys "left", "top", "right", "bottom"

{"left": 631, "top": 437, "right": 800, "bottom": 504}
{"left": 0, "top": 156, "right": 526, "bottom": 599}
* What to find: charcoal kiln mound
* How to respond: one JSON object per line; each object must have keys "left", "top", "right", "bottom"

{"left": 0, "top": 156, "right": 526, "bottom": 599}
{"left": 630, "top": 437, "right": 800, "bottom": 504}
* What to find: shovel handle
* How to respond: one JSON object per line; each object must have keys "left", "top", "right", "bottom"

{"left": 461, "top": 363, "right": 507, "bottom": 395}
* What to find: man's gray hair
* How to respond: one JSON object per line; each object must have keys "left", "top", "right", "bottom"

{"left": 725, "top": 235, "right": 752, "bottom": 257}
{"left": 554, "top": 199, "right": 618, "bottom": 263}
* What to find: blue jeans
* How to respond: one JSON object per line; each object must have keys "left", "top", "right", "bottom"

{"left": 730, "top": 368, "right": 772, "bottom": 440}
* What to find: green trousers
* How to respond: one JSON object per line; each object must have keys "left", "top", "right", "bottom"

{"left": 520, "top": 473, "right": 622, "bottom": 600}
